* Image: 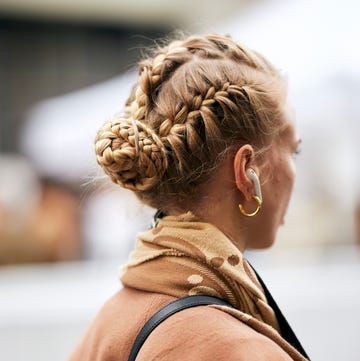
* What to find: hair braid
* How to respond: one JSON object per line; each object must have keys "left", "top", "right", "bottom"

{"left": 130, "top": 42, "right": 191, "bottom": 121}
{"left": 95, "top": 33, "right": 286, "bottom": 210}
{"left": 157, "top": 81, "right": 258, "bottom": 175}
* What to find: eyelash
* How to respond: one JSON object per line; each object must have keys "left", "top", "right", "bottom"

{"left": 293, "top": 145, "right": 302, "bottom": 158}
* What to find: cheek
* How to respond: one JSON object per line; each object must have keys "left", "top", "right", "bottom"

{"left": 287, "top": 158, "right": 296, "bottom": 190}
{"left": 277, "top": 160, "right": 296, "bottom": 218}
{"left": 279, "top": 154, "right": 296, "bottom": 187}
{"left": 268, "top": 157, "right": 295, "bottom": 204}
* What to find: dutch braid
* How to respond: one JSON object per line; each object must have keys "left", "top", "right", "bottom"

{"left": 95, "top": 34, "right": 286, "bottom": 210}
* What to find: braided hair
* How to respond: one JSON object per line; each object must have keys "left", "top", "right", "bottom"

{"left": 95, "top": 34, "right": 287, "bottom": 210}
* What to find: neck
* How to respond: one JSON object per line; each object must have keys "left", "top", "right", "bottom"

{"left": 166, "top": 157, "right": 249, "bottom": 252}
{"left": 192, "top": 192, "right": 247, "bottom": 253}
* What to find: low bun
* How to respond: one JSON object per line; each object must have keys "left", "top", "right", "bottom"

{"left": 95, "top": 117, "right": 168, "bottom": 192}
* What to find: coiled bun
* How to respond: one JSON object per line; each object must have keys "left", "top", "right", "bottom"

{"left": 95, "top": 117, "right": 168, "bottom": 191}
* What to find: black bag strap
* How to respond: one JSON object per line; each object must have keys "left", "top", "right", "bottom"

{"left": 128, "top": 295, "right": 233, "bottom": 361}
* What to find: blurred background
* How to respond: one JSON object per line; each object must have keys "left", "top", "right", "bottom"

{"left": 0, "top": 0, "right": 359, "bottom": 360}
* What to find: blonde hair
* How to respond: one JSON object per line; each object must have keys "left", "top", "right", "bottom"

{"left": 95, "top": 34, "right": 287, "bottom": 210}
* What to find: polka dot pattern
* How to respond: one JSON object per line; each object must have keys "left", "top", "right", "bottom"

{"left": 228, "top": 255, "right": 240, "bottom": 266}
{"left": 210, "top": 257, "right": 224, "bottom": 268}
{"left": 151, "top": 226, "right": 163, "bottom": 235}
{"left": 187, "top": 274, "right": 203, "bottom": 285}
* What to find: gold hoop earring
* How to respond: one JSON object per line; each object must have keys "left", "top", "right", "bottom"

{"left": 239, "top": 195, "right": 262, "bottom": 217}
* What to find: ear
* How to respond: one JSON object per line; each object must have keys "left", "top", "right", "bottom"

{"left": 233, "top": 145, "right": 259, "bottom": 201}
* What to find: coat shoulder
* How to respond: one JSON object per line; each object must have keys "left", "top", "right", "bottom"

{"left": 69, "top": 287, "right": 175, "bottom": 361}
{"left": 70, "top": 288, "right": 292, "bottom": 361}
{"left": 138, "top": 304, "right": 293, "bottom": 361}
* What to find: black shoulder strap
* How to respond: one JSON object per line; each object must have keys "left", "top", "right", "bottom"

{"left": 128, "top": 295, "right": 233, "bottom": 361}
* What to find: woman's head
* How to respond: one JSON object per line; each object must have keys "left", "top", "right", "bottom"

{"left": 95, "top": 34, "right": 289, "bottom": 215}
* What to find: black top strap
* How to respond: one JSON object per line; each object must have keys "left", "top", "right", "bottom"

{"left": 249, "top": 265, "right": 310, "bottom": 360}
{"left": 128, "top": 295, "right": 233, "bottom": 361}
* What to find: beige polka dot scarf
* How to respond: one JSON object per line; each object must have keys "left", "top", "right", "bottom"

{"left": 121, "top": 212, "right": 308, "bottom": 361}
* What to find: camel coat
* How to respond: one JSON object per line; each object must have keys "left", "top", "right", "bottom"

{"left": 70, "top": 286, "right": 293, "bottom": 361}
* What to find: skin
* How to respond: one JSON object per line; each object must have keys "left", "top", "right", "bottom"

{"left": 192, "top": 105, "right": 301, "bottom": 252}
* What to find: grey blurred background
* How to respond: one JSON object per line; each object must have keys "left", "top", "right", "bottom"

{"left": 0, "top": 0, "right": 359, "bottom": 360}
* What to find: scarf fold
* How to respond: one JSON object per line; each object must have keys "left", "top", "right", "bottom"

{"left": 121, "top": 212, "right": 308, "bottom": 361}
